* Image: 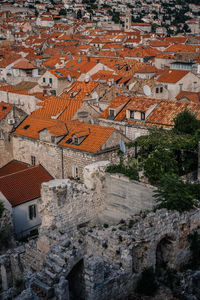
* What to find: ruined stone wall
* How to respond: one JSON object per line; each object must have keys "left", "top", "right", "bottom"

{"left": 39, "top": 178, "right": 106, "bottom": 231}
{"left": 86, "top": 209, "right": 200, "bottom": 273}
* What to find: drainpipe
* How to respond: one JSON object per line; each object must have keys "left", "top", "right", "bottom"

{"left": 61, "top": 147, "right": 64, "bottom": 179}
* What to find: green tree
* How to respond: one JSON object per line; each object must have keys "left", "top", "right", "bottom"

{"left": 59, "top": 9, "right": 67, "bottom": 15}
{"left": 173, "top": 109, "right": 200, "bottom": 135}
{"left": 143, "top": 148, "right": 178, "bottom": 185}
{"left": 153, "top": 174, "right": 199, "bottom": 212}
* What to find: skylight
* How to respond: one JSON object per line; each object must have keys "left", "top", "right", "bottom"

{"left": 23, "top": 125, "right": 30, "bottom": 130}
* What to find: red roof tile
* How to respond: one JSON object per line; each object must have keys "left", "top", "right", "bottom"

{"left": 0, "top": 165, "right": 53, "bottom": 206}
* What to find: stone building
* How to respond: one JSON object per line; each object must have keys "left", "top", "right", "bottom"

{"left": 0, "top": 101, "right": 27, "bottom": 168}
{"left": 12, "top": 116, "right": 130, "bottom": 179}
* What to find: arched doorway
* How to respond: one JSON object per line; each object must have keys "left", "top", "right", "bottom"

{"left": 156, "top": 236, "right": 176, "bottom": 270}
{"left": 67, "top": 259, "right": 85, "bottom": 300}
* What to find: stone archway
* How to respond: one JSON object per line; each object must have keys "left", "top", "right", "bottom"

{"left": 66, "top": 259, "right": 85, "bottom": 300}
{"left": 156, "top": 235, "right": 176, "bottom": 269}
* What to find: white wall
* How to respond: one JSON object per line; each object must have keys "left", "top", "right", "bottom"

{"left": 13, "top": 198, "right": 41, "bottom": 237}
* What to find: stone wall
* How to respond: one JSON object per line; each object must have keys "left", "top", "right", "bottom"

{"left": 99, "top": 173, "right": 155, "bottom": 224}
{"left": 39, "top": 176, "right": 106, "bottom": 231}
{"left": 13, "top": 136, "right": 63, "bottom": 178}
{"left": 86, "top": 208, "right": 200, "bottom": 273}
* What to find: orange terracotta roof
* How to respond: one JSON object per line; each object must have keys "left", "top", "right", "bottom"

{"left": 0, "top": 102, "right": 12, "bottom": 121}
{"left": 0, "top": 165, "right": 53, "bottom": 206}
{"left": 165, "top": 44, "right": 200, "bottom": 53}
{"left": 176, "top": 91, "right": 200, "bottom": 104}
{"left": 12, "top": 60, "right": 36, "bottom": 69}
{"left": 59, "top": 120, "right": 115, "bottom": 153}
{"left": 146, "top": 101, "right": 200, "bottom": 126}
{"left": 14, "top": 115, "right": 67, "bottom": 140}
{"left": 157, "top": 70, "right": 189, "bottom": 83}
{"left": 32, "top": 96, "right": 83, "bottom": 121}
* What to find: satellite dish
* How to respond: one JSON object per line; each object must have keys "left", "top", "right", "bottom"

{"left": 143, "top": 85, "right": 151, "bottom": 96}
{"left": 67, "top": 75, "right": 72, "bottom": 82}
{"left": 120, "top": 140, "right": 126, "bottom": 154}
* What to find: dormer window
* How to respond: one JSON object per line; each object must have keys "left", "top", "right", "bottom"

{"left": 109, "top": 109, "right": 115, "bottom": 118}
{"left": 74, "top": 137, "right": 79, "bottom": 145}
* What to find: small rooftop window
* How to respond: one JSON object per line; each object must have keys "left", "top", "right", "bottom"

{"left": 2, "top": 106, "right": 7, "bottom": 111}
{"left": 66, "top": 138, "right": 72, "bottom": 144}
{"left": 23, "top": 125, "right": 30, "bottom": 130}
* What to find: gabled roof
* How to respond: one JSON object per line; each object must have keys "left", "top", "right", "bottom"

{"left": 13, "top": 115, "right": 68, "bottom": 140}
{"left": 59, "top": 120, "right": 115, "bottom": 153}
{"left": 157, "top": 70, "right": 189, "bottom": 83}
{"left": 176, "top": 91, "right": 200, "bottom": 104}
{"left": 0, "top": 165, "right": 53, "bottom": 206}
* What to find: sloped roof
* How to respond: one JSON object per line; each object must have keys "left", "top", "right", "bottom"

{"left": 0, "top": 165, "right": 53, "bottom": 206}
{"left": 176, "top": 91, "right": 200, "bottom": 104}
{"left": 13, "top": 115, "right": 68, "bottom": 139}
{"left": 0, "top": 160, "right": 29, "bottom": 177}
{"left": 0, "top": 102, "right": 12, "bottom": 121}
{"left": 157, "top": 70, "right": 189, "bottom": 83}
{"left": 59, "top": 120, "right": 115, "bottom": 153}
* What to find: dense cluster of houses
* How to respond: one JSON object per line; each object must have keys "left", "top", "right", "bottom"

{"left": 0, "top": 3, "right": 200, "bottom": 238}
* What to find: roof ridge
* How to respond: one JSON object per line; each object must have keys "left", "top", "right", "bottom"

{"left": 0, "top": 165, "right": 39, "bottom": 178}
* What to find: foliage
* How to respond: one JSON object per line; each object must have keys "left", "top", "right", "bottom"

{"left": 153, "top": 174, "right": 199, "bottom": 212}
{"left": 0, "top": 201, "right": 4, "bottom": 218}
{"left": 106, "top": 164, "right": 139, "bottom": 181}
{"left": 143, "top": 147, "right": 178, "bottom": 185}
{"left": 135, "top": 267, "right": 158, "bottom": 296}
{"left": 59, "top": 9, "right": 67, "bottom": 15}
{"left": 0, "top": 226, "right": 13, "bottom": 251}
{"left": 173, "top": 109, "right": 200, "bottom": 135}
{"left": 189, "top": 231, "right": 200, "bottom": 269}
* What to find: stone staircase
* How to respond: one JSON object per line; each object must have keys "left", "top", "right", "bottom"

{"left": 31, "top": 231, "right": 86, "bottom": 299}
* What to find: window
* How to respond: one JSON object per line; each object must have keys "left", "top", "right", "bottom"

{"left": 109, "top": 109, "right": 115, "bottom": 117}
{"left": 160, "top": 87, "right": 163, "bottom": 93}
{"left": 51, "top": 136, "right": 55, "bottom": 143}
{"left": 193, "top": 82, "right": 197, "bottom": 89}
{"left": 130, "top": 110, "right": 134, "bottom": 119}
{"left": 42, "top": 77, "right": 46, "bottom": 83}
{"left": 29, "top": 204, "right": 36, "bottom": 220}
{"left": 73, "top": 166, "right": 79, "bottom": 179}
{"left": 49, "top": 78, "right": 53, "bottom": 85}
{"left": 74, "top": 137, "right": 79, "bottom": 145}
{"left": 141, "top": 112, "right": 145, "bottom": 120}
{"left": 31, "top": 156, "right": 36, "bottom": 166}
{"left": 179, "top": 83, "right": 183, "bottom": 91}
{"left": 156, "top": 87, "right": 159, "bottom": 93}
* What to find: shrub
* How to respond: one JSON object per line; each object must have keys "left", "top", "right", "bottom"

{"left": 0, "top": 226, "right": 13, "bottom": 251}
{"left": 103, "top": 223, "right": 109, "bottom": 228}
{"left": 173, "top": 109, "right": 200, "bottom": 135}
{"left": 153, "top": 174, "right": 199, "bottom": 212}
{"left": 135, "top": 267, "right": 158, "bottom": 296}
{"left": 143, "top": 148, "right": 178, "bottom": 185}
{"left": 106, "top": 164, "right": 139, "bottom": 181}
